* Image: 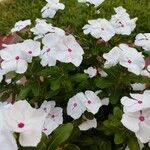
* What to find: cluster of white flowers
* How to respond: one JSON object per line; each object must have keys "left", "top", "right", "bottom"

{"left": 103, "top": 43, "right": 145, "bottom": 75}
{"left": 1, "top": 0, "right": 150, "bottom": 148}
{"left": 0, "top": 20, "right": 84, "bottom": 80}
{"left": 0, "top": 100, "right": 63, "bottom": 149}
{"left": 121, "top": 90, "right": 150, "bottom": 143}
{"left": 67, "top": 90, "right": 109, "bottom": 131}
{"left": 83, "top": 6, "right": 137, "bottom": 42}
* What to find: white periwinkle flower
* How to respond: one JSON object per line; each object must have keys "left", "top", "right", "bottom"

{"left": 84, "top": 67, "right": 97, "bottom": 78}
{"left": 121, "top": 109, "right": 150, "bottom": 143}
{"left": 20, "top": 39, "right": 41, "bottom": 62}
{"left": 2, "top": 100, "right": 46, "bottom": 147}
{"left": 67, "top": 92, "right": 87, "bottom": 119}
{"left": 103, "top": 44, "right": 145, "bottom": 75}
{"left": 110, "top": 6, "right": 137, "bottom": 35}
{"left": 0, "top": 102, "right": 17, "bottom": 150}
{"left": 83, "top": 19, "right": 115, "bottom": 42}
{"left": 0, "top": 40, "right": 41, "bottom": 74}
{"left": 131, "top": 83, "right": 146, "bottom": 91}
{"left": 30, "top": 19, "right": 65, "bottom": 40}
{"left": 119, "top": 44, "right": 145, "bottom": 75}
{"left": 135, "top": 33, "right": 150, "bottom": 51}
{"left": 78, "top": 0, "right": 105, "bottom": 7}
{"left": 121, "top": 90, "right": 150, "bottom": 113}
{"left": 0, "top": 44, "right": 28, "bottom": 74}
{"left": 40, "top": 33, "right": 61, "bottom": 67}
{"left": 103, "top": 46, "right": 121, "bottom": 68}
{"left": 67, "top": 91, "right": 102, "bottom": 119}
{"left": 55, "top": 34, "right": 84, "bottom": 67}
{"left": 41, "top": 101, "right": 63, "bottom": 135}
{"left": 11, "top": 20, "right": 31, "bottom": 33}
{"left": 78, "top": 117, "right": 97, "bottom": 131}
{"left": 41, "top": 0, "right": 65, "bottom": 19}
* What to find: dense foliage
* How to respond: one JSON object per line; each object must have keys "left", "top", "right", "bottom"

{"left": 0, "top": 0, "right": 150, "bottom": 150}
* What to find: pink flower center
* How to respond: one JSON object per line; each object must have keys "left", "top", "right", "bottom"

{"left": 46, "top": 48, "right": 51, "bottom": 52}
{"left": 87, "top": 100, "right": 91, "bottom": 104}
{"left": 139, "top": 115, "right": 145, "bottom": 122}
{"left": 128, "top": 59, "right": 132, "bottom": 64}
{"left": 73, "top": 103, "right": 77, "bottom": 107}
{"left": 18, "top": 122, "right": 25, "bottom": 128}
{"left": 43, "top": 128, "right": 47, "bottom": 131}
{"left": 68, "top": 48, "right": 72, "bottom": 53}
{"left": 138, "top": 100, "right": 143, "bottom": 104}
{"left": 15, "top": 56, "right": 20, "bottom": 60}
{"left": 28, "top": 51, "right": 32, "bottom": 54}
{"left": 51, "top": 115, "right": 55, "bottom": 118}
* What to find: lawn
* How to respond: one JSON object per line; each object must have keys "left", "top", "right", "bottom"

{"left": 0, "top": 0, "right": 150, "bottom": 35}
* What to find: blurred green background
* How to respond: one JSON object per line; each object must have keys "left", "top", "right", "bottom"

{"left": 0, "top": 0, "right": 150, "bottom": 35}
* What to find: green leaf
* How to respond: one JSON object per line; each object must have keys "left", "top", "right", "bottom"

{"left": 71, "top": 73, "right": 88, "bottom": 83}
{"left": 48, "top": 123, "right": 73, "bottom": 150}
{"left": 95, "top": 78, "right": 113, "bottom": 89}
{"left": 114, "top": 133, "right": 124, "bottom": 145}
{"left": 30, "top": 80, "right": 40, "bottom": 97}
{"left": 66, "top": 144, "right": 80, "bottom": 150}
{"left": 17, "top": 85, "right": 31, "bottom": 100}
{"left": 113, "top": 107, "right": 123, "bottom": 119}
{"left": 51, "top": 79, "right": 61, "bottom": 91}
{"left": 127, "top": 135, "right": 140, "bottom": 150}
{"left": 110, "top": 88, "right": 122, "bottom": 104}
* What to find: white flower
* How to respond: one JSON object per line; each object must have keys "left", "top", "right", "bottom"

{"left": 67, "top": 91, "right": 102, "bottom": 119}
{"left": 20, "top": 39, "right": 41, "bottom": 62}
{"left": 11, "top": 20, "right": 31, "bottom": 33}
{"left": 67, "top": 92, "right": 86, "bottom": 119}
{"left": 118, "top": 44, "right": 145, "bottom": 75}
{"left": 135, "top": 33, "right": 150, "bottom": 51}
{"left": 131, "top": 83, "right": 146, "bottom": 91}
{"left": 110, "top": 6, "right": 137, "bottom": 35}
{"left": 103, "top": 46, "right": 121, "bottom": 68}
{"left": 82, "top": 90, "right": 102, "bottom": 114}
{"left": 121, "top": 109, "right": 150, "bottom": 143}
{"left": 78, "top": 0, "right": 105, "bottom": 7}
{"left": 30, "top": 19, "right": 65, "bottom": 40}
{"left": 41, "top": 0, "right": 65, "bottom": 19}
{"left": 78, "top": 117, "right": 97, "bottom": 131}
{"left": 103, "top": 44, "right": 145, "bottom": 75}
{"left": 0, "top": 130, "right": 18, "bottom": 150}
{"left": 0, "top": 44, "right": 28, "bottom": 74}
{"left": 83, "top": 19, "right": 115, "bottom": 42}
{"left": 121, "top": 90, "right": 150, "bottom": 113}
{"left": 0, "top": 102, "right": 17, "bottom": 150}
{"left": 84, "top": 67, "right": 97, "bottom": 78}
{"left": 40, "top": 100, "right": 56, "bottom": 113}
{"left": 42, "top": 101, "right": 63, "bottom": 135}
{"left": 2, "top": 100, "right": 46, "bottom": 147}
{"left": 55, "top": 34, "right": 84, "bottom": 67}
{"left": 40, "top": 33, "right": 61, "bottom": 67}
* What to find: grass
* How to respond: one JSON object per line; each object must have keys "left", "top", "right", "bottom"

{"left": 0, "top": 0, "right": 150, "bottom": 35}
